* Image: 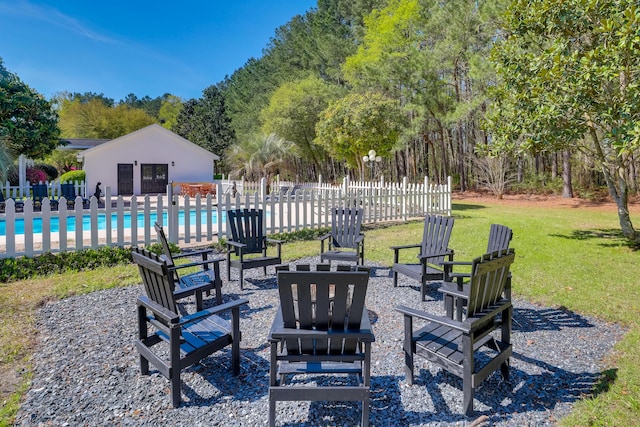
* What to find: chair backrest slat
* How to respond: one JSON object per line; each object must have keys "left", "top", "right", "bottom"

{"left": 32, "top": 184, "right": 50, "bottom": 202}
{"left": 420, "top": 215, "right": 454, "bottom": 264}
{"left": 60, "top": 183, "right": 77, "bottom": 200}
{"left": 331, "top": 207, "right": 363, "bottom": 249}
{"left": 277, "top": 270, "right": 369, "bottom": 356}
{"left": 227, "top": 209, "right": 264, "bottom": 255}
{"left": 466, "top": 249, "right": 515, "bottom": 317}
{"left": 132, "top": 247, "right": 178, "bottom": 314}
{"left": 487, "top": 224, "right": 513, "bottom": 254}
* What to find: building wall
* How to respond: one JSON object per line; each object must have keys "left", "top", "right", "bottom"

{"left": 81, "top": 125, "right": 216, "bottom": 196}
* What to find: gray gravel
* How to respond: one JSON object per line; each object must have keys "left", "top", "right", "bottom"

{"left": 15, "top": 256, "right": 624, "bottom": 426}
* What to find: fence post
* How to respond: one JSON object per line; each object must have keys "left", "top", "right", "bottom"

{"left": 424, "top": 176, "right": 429, "bottom": 214}
{"left": 402, "top": 176, "right": 408, "bottom": 222}
{"left": 447, "top": 175, "right": 452, "bottom": 215}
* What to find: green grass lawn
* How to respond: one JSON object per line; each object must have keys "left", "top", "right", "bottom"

{"left": 1, "top": 199, "right": 639, "bottom": 425}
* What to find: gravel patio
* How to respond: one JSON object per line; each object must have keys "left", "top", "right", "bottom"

{"left": 15, "top": 256, "right": 624, "bottom": 426}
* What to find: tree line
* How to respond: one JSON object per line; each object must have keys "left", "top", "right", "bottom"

{"left": 2, "top": 0, "right": 639, "bottom": 242}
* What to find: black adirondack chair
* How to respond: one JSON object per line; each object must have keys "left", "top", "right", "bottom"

{"left": 319, "top": 207, "right": 365, "bottom": 266}
{"left": 31, "top": 184, "right": 58, "bottom": 210}
{"left": 155, "top": 222, "right": 224, "bottom": 307}
{"left": 131, "top": 248, "right": 248, "bottom": 407}
{"left": 268, "top": 270, "right": 374, "bottom": 427}
{"left": 0, "top": 189, "right": 23, "bottom": 212}
{"left": 226, "top": 208, "right": 283, "bottom": 290}
{"left": 60, "top": 183, "right": 89, "bottom": 208}
{"left": 391, "top": 214, "right": 455, "bottom": 301}
{"left": 440, "top": 224, "right": 513, "bottom": 320}
{"left": 396, "top": 249, "right": 515, "bottom": 416}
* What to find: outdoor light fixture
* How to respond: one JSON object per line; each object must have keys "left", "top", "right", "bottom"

{"left": 134, "top": 160, "right": 138, "bottom": 166}
{"left": 363, "top": 149, "right": 382, "bottom": 180}
{"left": 171, "top": 161, "right": 175, "bottom": 166}
{"left": 362, "top": 149, "right": 382, "bottom": 164}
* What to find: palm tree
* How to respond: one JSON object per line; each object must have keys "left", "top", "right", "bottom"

{"left": 226, "top": 133, "right": 298, "bottom": 182}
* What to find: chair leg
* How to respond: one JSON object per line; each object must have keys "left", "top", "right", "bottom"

{"left": 462, "top": 334, "right": 474, "bottom": 416}
{"left": 195, "top": 290, "right": 204, "bottom": 311}
{"left": 231, "top": 306, "right": 241, "bottom": 375}
{"left": 171, "top": 370, "right": 181, "bottom": 408}
{"left": 362, "top": 396, "right": 370, "bottom": 427}
{"left": 421, "top": 282, "right": 427, "bottom": 302}
{"left": 269, "top": 394, "right": 276, "bottom": 427}
{"left": 393, "top": 270, "right": 398, "bottom": 287}
{"left": 170, "top": 327, "right": 182, "bottom": 408}
{"left": 139, "top": 354, "right": 149, "bottom": 375}
{"left": 403, "top": 315, "right": 415, "bottom": 385}
{"left": 239, "top": 269, "right": 244, "bottom": 291}
{"left": 500, "top": 360, "right": 510, "bottom": 381}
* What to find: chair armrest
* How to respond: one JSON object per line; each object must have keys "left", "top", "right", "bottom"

{"left": 390, "top": 243, "right": 421, "bottom": 251}
{"left": 226, "top": 240, "right": 247, "bottom": 250}
{"left": 171, "top": 248, "right": 216, "bottom": 260}
{"left": 464, "top": 300, "right": 512, "bottom": 329}
{"left": 266, "top": 238, "right": 284, "bottom": 245}
{"left": 355, "top": 234, "right": 364, "bottom": 244}
{"left": 441, "top": 260, "right": 473, "bottom": 267}
{"left": 167, "top": 257, "right": 224, "bottom": 271}
{"left": 317, "top": 233, "right": 332, "bottom": 241}
{"left": 268, "top": 306, "right": 375, "bottom": 342}
{"left": 271, "top": 328, "right": 375, "bottom": 341}
{"left": 418, "top": 250, "right": 453, "bottom": 261}
{"left": 180, "top": 298, "right": 249, "bottom": 325}
{"left": 396, "top": 305, "right": 469, "bottom": 332}
{"left": 438, "top": 281, "right": 469, "bottom": 299}
{"left": 137, "top": 295, "right": 180, "bottom": 324}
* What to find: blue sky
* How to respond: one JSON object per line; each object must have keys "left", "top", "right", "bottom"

{"left": 0, "top": 0, "right": 317, "bottom": 102}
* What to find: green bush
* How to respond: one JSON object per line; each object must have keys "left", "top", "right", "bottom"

{"left": 58, "top": 170, "right": 86, "bottom": 183}
{"left": 270, "top": 227, "right": 331, "bottom": 243}
{"left": 0, "top": 247, "right": 132, "bottom": 283}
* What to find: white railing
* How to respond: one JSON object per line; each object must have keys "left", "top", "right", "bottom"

{"left": 0, "top": 177, "right": 451, "bottom": 258}
{"left": 2, "top": 180, "right": 88, "bottom": 200}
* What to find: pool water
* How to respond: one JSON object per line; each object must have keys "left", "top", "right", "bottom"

{"left": 0, "top": 210, "right": 224, "bottom": 236}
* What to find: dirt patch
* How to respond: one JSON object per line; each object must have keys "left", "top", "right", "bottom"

{"left": 1, "top": 362, "right": 23, "bottom": 402}
{"left": 453, "top": 191, "right": 640, "bottom": 214}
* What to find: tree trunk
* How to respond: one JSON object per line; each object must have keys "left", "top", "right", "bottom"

{"left": 590, "top": 128, "right": 638, "bottom": 243}
{"left": 562, "top": 149, "right": 573, "bottom": 198}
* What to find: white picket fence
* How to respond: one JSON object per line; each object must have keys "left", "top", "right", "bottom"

{"left": 2, "top": 180, "right": 88, "bottom": 200}
{"left": 0, "top": 176, "right": 451, "bottom": 258}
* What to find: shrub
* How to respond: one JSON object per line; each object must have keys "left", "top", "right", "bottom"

{"left": 34, "top": 162, "right": 59, "bottom": 181}
{"left": 25, "top": 167, "right": 47, "bottom": 184}
{"left": 0, "top": 247, "right": 132, "bottom": 283}
{"left": 59, "top": 170, "right": 86, "bottom": 183}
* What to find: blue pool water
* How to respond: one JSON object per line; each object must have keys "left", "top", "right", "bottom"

{"left": 0, "top": 210, "right": 224, "bottom": 236}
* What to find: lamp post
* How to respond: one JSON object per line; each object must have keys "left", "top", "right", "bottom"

{"left": 362, "top": 149, "right": 382, "bottom": 181}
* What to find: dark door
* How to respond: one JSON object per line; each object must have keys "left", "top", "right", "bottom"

{"left": 141, "top": 164, "right": 168, "bottom": 194}
{"left": 117, "top": 164, "right": 134, "bottom": 195}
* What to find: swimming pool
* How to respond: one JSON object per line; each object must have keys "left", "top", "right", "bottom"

{"left": 0, "top": 210, "right": 224, "bottom": 236}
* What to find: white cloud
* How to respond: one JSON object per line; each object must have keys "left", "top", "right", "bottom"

{"left": 0, "top": 0, "right": 115, "bottom": 43}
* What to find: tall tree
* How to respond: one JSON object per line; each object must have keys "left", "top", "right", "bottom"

{"left": 343, "top": 0, "right": 506, "bottom": 184}
{"left": 57, "top": 97, "right": 156, "bottom": 139}
{"left": 0, "top": 58, "right": 60, "bottom": 167}
{"left": 315, "top": 91, "right": 406, "bottom": 177}
{"left": 173, "top": 85, "right": 236, "bottom": 169}
{"left": 261, "top": 76, "right": 345, "bottom": 178}
{"left": 488, "top": 0, "right": 640, "bottom": 243}
{"left": 158, "top": 95, "right": 183, "bottom": 130}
